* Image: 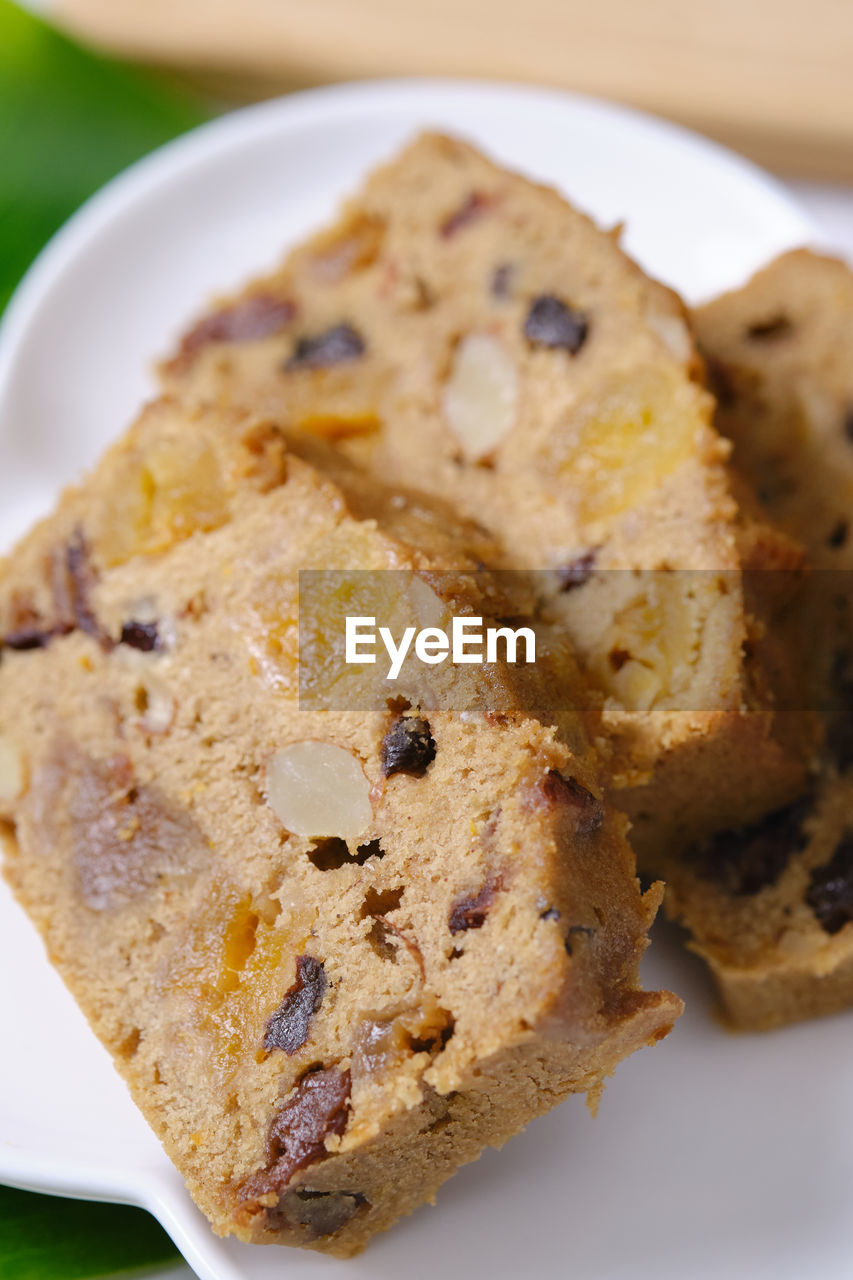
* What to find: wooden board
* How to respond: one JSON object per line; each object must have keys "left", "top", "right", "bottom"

{"left": 56, "top": 0, "right": 853, "bottom": 180}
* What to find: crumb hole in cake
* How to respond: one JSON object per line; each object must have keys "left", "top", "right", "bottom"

{"left": 746, "top": 314, "right": 792, "bottom": 341}
{"left": 360, "top": 885, "right": 404, "bottom": 918}
{"left": 308, "top": 836, "right": 384, "bottom": 870}
{"left": 366, "top": 918, "right": 399, "bottom": 962}
{"left": 409, "top": 1009, "right": 455, "bottom": 1055}
{"left": 353, "top": 838, "right": 384, "bottom": 864}
{"left": 609, "top": 646, "right": 631, "bottom": 672}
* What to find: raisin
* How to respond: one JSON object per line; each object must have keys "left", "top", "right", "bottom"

{"left": 524, "top": 295, "right": 588, "bottom": 354}
{"left": 52, "top": 531, "right": 111, "bottom": 649}
{"left": 264, "top": 956, "right": 328, "bottom": 1055}
{"left": 828, "top": 519, "right": 849, "bottom": 549}
{"left": 449, "top": 878, "right": 501, "bottom": 934}
{"left": 120, "top": 620, "right": 161, "bottom": 652}
{"left": 269, "top": 1188, "right": 367, "bottom": 1238}
{"left": 440, "top": 191, "right": 490, "bottom": 238}
{"left": 1, "top": 624, "right": 69, "bottom": 651}
{"left": 491, "top": 262, "right": 513, "bottom": 299}
{"left": 285, "top": 324, "right": 365, "bottom": 370}
{"left": 381, "top": 715, "right": 436, "bottom": 777}
{"left": 540, "top": 770, "right": 604, "bottom": 835}
{"left": 556, "top": 550, "right": 597, "bottom": 591}
{"left": 690, "top": 795, "right": 811, "bottom": 895}
{"left": 806, "top": 836, "right": 853, "bottom": 934}
{"left": 239, "top": 1067, "right": 352, "bottom": 1203}
{"left": 746, "top": 314, "right": 792, "bottom": 341}
{"left": 178, "top": 294, "right": 295, "bottom": 361}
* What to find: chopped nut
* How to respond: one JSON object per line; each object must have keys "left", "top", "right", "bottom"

{"left": 267, "top": 742, "right": 371, "bottom": 839}
{"left": 524, "top": 295, "right": 588, "bottom": 354}
{"left": 443, "top": 333, "right": 519, "bottom": 461}
{"left": 0, "top": 734, "right": 26, "bottom": 803}
{"left": 647, "top": 310, "right": 693, "bottom": 364}
{"left": 381, "top": 715, "right": 436, "bottom": 777}
{"left": 264, "top": 956, "right": 327, "bottom": 1055}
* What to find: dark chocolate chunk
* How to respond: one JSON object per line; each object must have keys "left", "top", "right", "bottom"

{"left": 449, "top": 878, "right": 501, "bottom": 934}
{"left": 689, "top": 795, "right": 812, "bottom": 895}
{"left": 179, "top": 294, "right": 295, "bottom": 362}
{"left": 524, "top": 295, "right": 588, "bottom": 354}
{"left": 828, "top": 519, "right": 849, "bottom": 549}
{"left": 556, "top": 550, "right": 597, "bottom": 591}
{"left": 806, "top": 836, "right": 853, "bottom": 934}
{"left": 239, "top": 1067, "right": 352, "bottom": 1203}
{"left": 540, "top": 770, "right": 605, "bottom": 835}
{"left": 746, "top": 314, "right": 792, "bottom": 341}
{"left": 264, "top": 956, "right": 328, "bottom": 1055}
{"left": 120, "top": 620, "right": 161, "bottom": 652}
{"left": 381, "top": 715, "right": 436, "bottom": 777}
{"left": 269, "top": 1188, "right": 367, "bottom": 1238}
{"left": 285, "top": 324, "right": 365, "bottom": 370}
{"left": 440, "top": 191, "right": 490, "bottom": 238}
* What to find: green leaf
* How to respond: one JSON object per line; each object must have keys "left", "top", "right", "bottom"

{"left": 0, "top": 0, "right": 210, "bottom": 311}
{"left": 0, "top": 1184, "right": 180, "bottom": 1279}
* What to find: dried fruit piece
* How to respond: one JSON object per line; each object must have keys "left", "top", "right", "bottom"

{"left": 270, "top": 1188, "right": 366, "bottom": 1238}
{"left": 690, "top": 797, "right": 811, "bottom": 896}
{"left": 266, "top": 742, "right": 372, "bottom": 839}
{"left": 285, "top": 325, "right": 365, "bottom": 370}
{"left": 1, "top": 624, "right": 68, "bottom": 651}
{"left": 0, "top": 733, "right": 25, "bottom": 803}
{"left": 178, "top": 294, "right": 295, "bottom": 363}
{"left": 239, "top": 1067, "right": 352, "bottom": 1202}
{"left": 443, "top": 332, "right": 519, "bottom": 461}
{"left": 264, "top": 956, "right": 328, "bottom": 1055}
{"left": 524, "top": 294, "right": 588, "bottom": 354}
{"left": 440, "top": 191, "right": 490, "bottom": 238}
{"left": 380, "top": 715, "right": 436, "bottom": 777}
{"left": 806, "top": 837, "right": 853, "bottom": 934}
{"left": 52, "top": 532, "right": 111, "bottom": 649}
{"left": 556, "top": 550, "right": 597, "bottom": 591}
{"left": 540, "top": 770, "right": 605, "bottom": 835}
{"left": 449, "top": 878, "right": 501, "bottom": 934}
{"left": 120, "top": 620, "right": 161, "bottom": 652}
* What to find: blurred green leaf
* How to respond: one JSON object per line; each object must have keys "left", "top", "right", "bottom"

{"left": 0, "top": 1184, "right": 180, "bottom": 1278}
{"left": 0, "top": 0, "right": 209, "bottom": 311}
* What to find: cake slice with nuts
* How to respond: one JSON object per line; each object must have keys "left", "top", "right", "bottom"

{"left": 0, "top": 397, "right": 680, "bottom": 1254}
{"left": 653, "top": 250, "right": 853, "bottom": 1028}
{"left": 162, "top": 131, "right": 811, "bottom": 858}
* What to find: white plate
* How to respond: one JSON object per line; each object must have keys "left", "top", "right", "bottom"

{"left": 1, "top": 80, "right": 849, "bottom": 1280}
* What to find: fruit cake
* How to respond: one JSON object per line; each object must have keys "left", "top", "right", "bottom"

{"left": 658, "top": 249, "right": 853, "bottom": 1028}
{"left": 0, "top": 397, "right": 680, "bottom": 1254}
{"left": 161, "top": 131, "right": 810, "bottom": 856}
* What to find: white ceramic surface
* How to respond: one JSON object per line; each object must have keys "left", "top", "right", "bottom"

{"left": 1, "top": 81, "right": 850, "bottom": 1280}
